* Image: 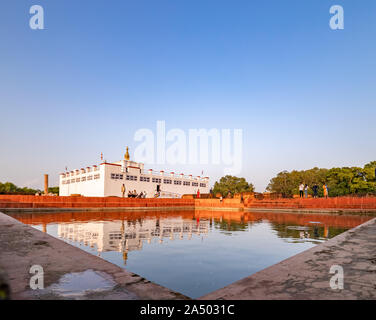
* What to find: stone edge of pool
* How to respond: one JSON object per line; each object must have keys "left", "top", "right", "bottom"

{"left": 1, "top": 211, "right": 375, "bottom": 300}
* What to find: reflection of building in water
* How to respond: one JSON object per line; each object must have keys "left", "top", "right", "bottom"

{"left": 57, "top": 218, "right": 209, "bottom": 264}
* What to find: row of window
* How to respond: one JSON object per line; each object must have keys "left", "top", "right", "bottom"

{"left": 110, "top": 173, "right": 206, "bottom": 187}
{"left": 64, "top": 167, "right": 98, "bottom": 177}
{"left": 62, "top": 174, "right": 100, "bottom": 184}
{"left": 61, "top": 174, "right": 206, "bottom": 188}
{"left": 111, "top": 174, "right": 124, "bottom": 180}
{"left": 111, "top": 174, "right": 138, "bottom": 181}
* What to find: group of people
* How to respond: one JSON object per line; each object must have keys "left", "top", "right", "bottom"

{"left": 127, "top": 190, "right": 147, "bottom": 198}
{"left": 299, "top": 183, "right": 329, "bottom": 198}
{"left": 121, "top": 185, "right": 147, "bottom": 198}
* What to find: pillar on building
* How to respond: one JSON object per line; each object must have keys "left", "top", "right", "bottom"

{"left": 44, "top": 174, "right": 49, "bottom": 195}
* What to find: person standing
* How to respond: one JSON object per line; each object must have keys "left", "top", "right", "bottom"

{"left": 323, "top": 184, "right": 328, "bottom": 198}
{"left": 304, "top": 184, "right": 309, "bottom": 198}
{"left": 312, "top": 184, "right": 318, "bottom": 198}
{"left": 121, "top": 184, "right": 126, "bottom": 198}
{"left": 299, "top": 183, "right": 304, "bottom": 198}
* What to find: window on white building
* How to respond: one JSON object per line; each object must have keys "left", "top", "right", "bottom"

{"left": 152, "top": 178, "right": 161, "bottom": 183}
{"left": 183, "top": 181, "right": 190, "bottom": 186}
{"left": 164, "top": 179, "right": 172, "bottom": 184}
{"left": 200, "top": 183, "right": 206, "bottom": 188}
{"left": 140, "top": 176, "right": 150, "bottom": 182}
{"left": 126, "top": 175, "right": 137, "bottom": 181}
{"left": 192, "top": 182, "right": 198, "bottom": 187}
{"left": 174, "top": 180, "right": 182, "bottom": 185}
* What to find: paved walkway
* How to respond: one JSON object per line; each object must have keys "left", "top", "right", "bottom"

{"left": 200, "top": 218, "right": 376, "bottom": 300}
{"left": 0, "top": 212, "right": 188, "bottom": 300}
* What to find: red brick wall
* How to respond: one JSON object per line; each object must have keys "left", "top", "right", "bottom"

{"left": 1, "top": 195, "right": 376, "bottom": 210}
{"left": 245, "top": 196, "right": 376, "bottom": 210}
{"left": 0, "top": 195, "right": 195, "bottom": 208}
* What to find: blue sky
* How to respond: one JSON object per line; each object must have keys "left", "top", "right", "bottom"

{"left": 0, "top": 0, "right": 375, "bottom": 191}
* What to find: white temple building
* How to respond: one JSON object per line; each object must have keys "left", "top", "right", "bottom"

{"left": 59, "top": 147, "right": 210, "bottom": 198}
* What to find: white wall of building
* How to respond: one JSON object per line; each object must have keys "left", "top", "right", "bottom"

{"left": 59, "top": 165, "right": 105, "bottom": 197}
{"left": 59, "top": 160, "right": 210, "bottom": 198}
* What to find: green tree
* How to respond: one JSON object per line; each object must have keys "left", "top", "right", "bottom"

{"left": 267, "top": 168, "right": 328, "bottom": 197}
{"left": 213, "top": 175, "right": 254, "bottom": 197}
{"left": 266, "top": 161, "right": 376, "bottom": 197}
{"left": 0, "top": 181, "right": 40, "bottom": 195}
{"left": 0, "top": 182, "right": 18, "bottom": 194}
{"left": 48, "top": 187, "right": 59, "bottom": 195}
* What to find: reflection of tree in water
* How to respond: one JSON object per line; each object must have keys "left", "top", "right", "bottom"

{"left": 212, "top": 217, "right": 349, "bottom": 241}
{"left": 269, "top": 222, "right": 348, "bottom": 241}
{"left": 213, "top": 220, "right": 248, "bottom": 232}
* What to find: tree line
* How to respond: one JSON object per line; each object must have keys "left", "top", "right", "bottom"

{"left": 0, "top": 182, "right": 59, "bottom": 195}
{"left": 266, "top": 161, "right": 376, "bottom": 198}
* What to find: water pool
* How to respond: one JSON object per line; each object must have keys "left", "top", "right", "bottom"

{"left": 9, "top": 210, "right": 372, "bottom": 298}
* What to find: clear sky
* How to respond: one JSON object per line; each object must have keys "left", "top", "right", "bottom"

{"left": 0, "top": 0, "right": 375, "bottom": 191}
